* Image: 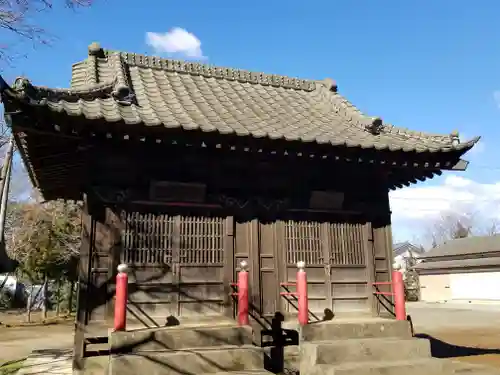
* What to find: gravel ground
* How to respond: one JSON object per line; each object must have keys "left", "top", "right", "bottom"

{"left": 407, "top": 301, "right": 500, "bottom": 368}
{"left": 1, "top": 302, "right": 500, "bottom": 371}
{"left": 0, "top": 324, "right": 74, "bottom": 365}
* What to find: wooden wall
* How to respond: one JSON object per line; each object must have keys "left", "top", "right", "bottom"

{"left": 77, "top": 209, "right": 388, "bottom": 329}
{"left": 74, "top": 145, "right": 397, "bottom": 329}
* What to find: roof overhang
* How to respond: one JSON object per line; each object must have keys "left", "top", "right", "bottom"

{"left": 0, "top": 69, "right": 481, "bottom": 200}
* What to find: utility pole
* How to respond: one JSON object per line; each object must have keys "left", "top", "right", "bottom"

{"left": 0, "top": 137, "right": 14, "bottom": 244}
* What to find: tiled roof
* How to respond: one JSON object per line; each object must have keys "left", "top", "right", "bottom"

{"left": 393, "top": 242, "right": 425, "bottom": 257}
{"left": 421, "top": 235, "right": 500, "bottom": 259}
{"left": 0, "top": 42, "right": 480, "bottom": 153}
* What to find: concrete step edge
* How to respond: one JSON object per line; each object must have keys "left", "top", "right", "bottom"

{"left": 305, "top": 319, "right": 407, "bottom": 327}
{"left": 308, "top": 337, "right": 426, "bottom": 345}
{"left": 115, "top": 323, "right": 247, "bottom": 334}
{"left": 312, "top": 357, "right": 442, "bottom": 370}
{"left": 112, "top": 345, "right": 262, "bottom": 355}
{"left": 447, "top": 359, "right": 500, "bottom": 374}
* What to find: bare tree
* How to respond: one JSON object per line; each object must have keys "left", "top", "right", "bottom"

{"left": 0, "top": 115, "right": 37, "bottom": 202}
{"left": 423, "top": 210, "right": 500, "bottom": 247}
{"left": 485, "top": 219, "right": 500, "bottom": 236}
{"left": 0, "top": 117, "right": 9, "bottom": 150}
{"left": 0, "top": 0, "right": 94, "bottom": 62}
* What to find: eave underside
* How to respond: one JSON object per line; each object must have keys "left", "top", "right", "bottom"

{"left": 10, "top": 109, "right": 471, "bottom": 201}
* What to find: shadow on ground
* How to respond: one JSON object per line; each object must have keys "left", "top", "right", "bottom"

{"left": 415, "top": 333, "right": 500, "bottom": 359}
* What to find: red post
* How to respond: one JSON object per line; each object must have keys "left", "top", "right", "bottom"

{"left": 296, "top": 261, "right": 308, "bottom": 326}
{"left": 114, "top": 263, "right": 128, "bottom": 331}
{"left": 392, "top": 269, "right": 406, "bottom": 321}
{"left": 237, "top": 261, "right": 249, "bottom": 326}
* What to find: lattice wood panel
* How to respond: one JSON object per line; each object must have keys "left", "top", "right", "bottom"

{"left": 122, "top": 212, "right": 175, "bottom": 264}
{"left": 328, "top": 223, "right": 365, "bottom": 266}
{"left": 179, "top": 216, "right": 224, "bottom": 265}
{"left": 285, "top": 220, "right": 323, "bottom": 265}
{"left": 121, "top": 213, "right": 225, "bottom": 265}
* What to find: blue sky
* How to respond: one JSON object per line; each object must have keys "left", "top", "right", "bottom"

{"left": 2, "top": 0, "right": 500, "bottom": 244}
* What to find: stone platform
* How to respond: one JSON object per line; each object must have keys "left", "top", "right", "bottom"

{"left": 73, "top": 317, "right": 500, "bottom": 375}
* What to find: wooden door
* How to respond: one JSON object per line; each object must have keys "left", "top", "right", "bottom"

{"left": 121, "top": 211, "right": 234, "bottom": 325}
{"left": 121, "top": 212, "right": 177, "bottom": 324}
{"left": 282, "top": 219, "right": 374, "bottom": 319}
{"left": 283, "top": 219, "right": 328, "bottom": 317}
{"left": 326, "top": 222, "right": 373, "bottom": 316}
{"left": 176, "top": 215, "right": 233, "bottom": 317}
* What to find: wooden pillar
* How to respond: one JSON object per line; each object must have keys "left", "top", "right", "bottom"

{"left": 105, "top": 206, "right": 124, "bottom": 324}
{"left": 72, "top": 193, "right": 123, "bottom": 372}
{"left": 80, "top": 196, "right": 122, "bottom": 324}
{"left": 248, "top": 219, "right": 260, "bottom": 315}
{"left": 223, "top": 216, "right": 235, "bottom": 318}
{"left": 234, "top": 219, "right": 252, "bottom": 323}
{"left": 370, "top": 171, "right": 394, "bottom": 318}
{"left": 364, "top": 221, "right": 377, "bottom": 316}
{"left": 73, "top": 194, "right": 94, "bottom": 372}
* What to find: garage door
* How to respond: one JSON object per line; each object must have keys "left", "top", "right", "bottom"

{"left": 450, "top": 272, "right": 500, "bottom": 301}
{"left": 419, "top": 274, "right": 451, "bottom": 302}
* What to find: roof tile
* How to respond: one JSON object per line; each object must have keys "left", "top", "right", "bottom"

{"left": 421, "top": 235, "right": 500, "bottom": 258}
{"left": 0, "top": 45, "right": 481, "bottom": 154}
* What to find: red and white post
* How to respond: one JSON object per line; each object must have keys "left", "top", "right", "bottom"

{"left": 237, "top": 260, "right": 249, "bottom": 326}
{"left": 392, "top": 266, "right": 406, "bottom": 321}
{"left": 296, "top": 261, "right": 308, "bottom": 327}
{"left": 114, "top": 263, "right": 128, "bottom": 331}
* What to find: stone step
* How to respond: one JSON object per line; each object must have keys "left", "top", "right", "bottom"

{"left": 303, "top": 358, "right": 500, "bottom": 375}
{"left": 78, "top": 356, "right": 110, "bottom": 375}
{"left": 301, "top": 319, "right": 412, "bottom": 342}
{"left": 109, "top": 345, "right": 265, "bottom": 375}
{"left": 300, "top": 337, "right": 431, "bottom": 366}
{"left": 110, "top": 324, "right": 253, "bottom": 352}
{"left": 263, "top": 345, "right": 300, "bottom": 370}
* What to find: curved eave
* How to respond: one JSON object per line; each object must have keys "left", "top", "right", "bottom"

{"left": 0, "top": 77, "right": 118, "bottom": 105}
{"left": 3, "top": 101, "right": 482, "bottom": 157}
{"left": 0, "top": 73, "right": 482, "bottom": 156}
{"left": 13, "top": 132, "right": 40, "bottom": 190}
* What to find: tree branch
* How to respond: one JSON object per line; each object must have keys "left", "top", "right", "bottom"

{"left": 0, "top": 0, "right": 93, "bottom": 62}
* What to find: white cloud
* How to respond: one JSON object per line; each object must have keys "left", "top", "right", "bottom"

{"left": 390, "top": 175, "right": 500, "bottom": 243}
{"left": 390, "top": 175, "right": 500, "bottom": 221}
{"left": 146, "top": 28, "right": 205, "bottom": 60}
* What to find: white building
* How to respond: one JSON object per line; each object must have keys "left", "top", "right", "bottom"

{"left": 0, "top": 274, "right": 19, "bottom": 295}
{"left": 414, "top": 235, "right": 500, "bottom": 303}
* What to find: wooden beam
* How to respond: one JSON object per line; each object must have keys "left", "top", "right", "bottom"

{"left": 450, "top": 159, "right": 469, "bottom": 171}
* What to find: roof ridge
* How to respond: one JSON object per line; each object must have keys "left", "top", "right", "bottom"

{"left": 85, "top": 43, "right": 478, "bottom": 147}
{"left": 330, "top": 90, "right": 464, "bottom": 144}
{"left": 1, "top": 76, "right": 118, "bottom": 103}
{"left": 99, "top": 48, "right": 320, "bottom": 92}
{"left": 327, "top": 90, "right": 459, "bottom": 144}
